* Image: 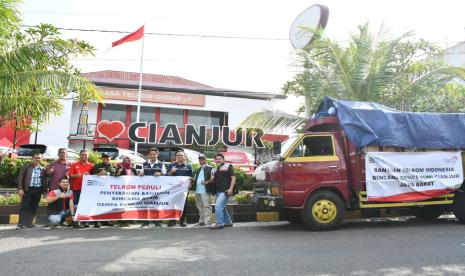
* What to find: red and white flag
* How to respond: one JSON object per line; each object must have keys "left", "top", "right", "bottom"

{"left": 112, "top": 25, "right": 144, "bottom": 47}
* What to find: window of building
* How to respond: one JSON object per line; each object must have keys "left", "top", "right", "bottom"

{"left": 187, "top": 110, "right": 225, "bottom": 128}
{"left": 100, "top": 104, "right": 126, "bottom": 122}
{"left": 290, "top": 136, "right": 334, "bottom": 157}
{"left": 130, "top": 106, "right": 156, "bottom": 123}
{"left": 160, "top": 108, "right": 184, "bottom": 127}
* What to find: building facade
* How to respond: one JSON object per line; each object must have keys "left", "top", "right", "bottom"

{"left": 28, "top": 70, "right": 286, "bottom": 154}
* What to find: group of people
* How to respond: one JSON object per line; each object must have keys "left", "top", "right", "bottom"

{"left": 16, "top": 147, "right": 235, "bottom": 230}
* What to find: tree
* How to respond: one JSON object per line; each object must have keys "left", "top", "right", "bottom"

{"left": 240, "top": 23, "right": 465, "bottom": 133}
{"left": 0, "top": 0, "right": 101, "bottom": 128}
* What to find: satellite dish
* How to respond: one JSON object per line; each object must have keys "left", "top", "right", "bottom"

{"left": 289, "top": 4, "right": 329, "bottom": 49}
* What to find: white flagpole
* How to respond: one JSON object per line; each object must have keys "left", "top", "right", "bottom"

{"left": 134, "top": 24, "right": 145, "bottom": 157}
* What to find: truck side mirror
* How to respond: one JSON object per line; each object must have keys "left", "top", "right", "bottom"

{"left": 272, "top": 141, "right": 282, "bottom": 155}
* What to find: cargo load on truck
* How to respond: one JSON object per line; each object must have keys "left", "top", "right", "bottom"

{"left": 315, "top": 97, "right": 465, "bottom": 149}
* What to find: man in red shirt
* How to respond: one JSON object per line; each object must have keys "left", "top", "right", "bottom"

{"left": 69, "top": 149, "right": 94, "bottom": 228}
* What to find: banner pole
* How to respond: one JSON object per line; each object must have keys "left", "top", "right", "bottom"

{"left": 134, "top": 24, "right": 145, "bottom": 157}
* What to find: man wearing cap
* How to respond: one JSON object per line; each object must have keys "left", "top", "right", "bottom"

{"left": 90, "top": 152, "right": 117, "bottom": 228}
{"left": 192, "top": 154, "right": 213, "bottom": 226}
{"left": 91, "top": 152, "right": 117, "bottom": 176}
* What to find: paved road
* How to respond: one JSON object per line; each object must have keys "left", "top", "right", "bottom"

{"left": 1, "top": 217, "right": 464, "bottom": 276}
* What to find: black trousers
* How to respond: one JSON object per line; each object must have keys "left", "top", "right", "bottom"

{"left": 179, "top": 197, "right": 189, "bottom": 224}
{"left": 19, "top": 188, "right": 42, "bottom": 226}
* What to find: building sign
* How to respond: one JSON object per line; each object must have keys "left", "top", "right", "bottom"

{"left": 101, "top": 87, "right": 206, "bottom": 107}
{"left": 365, "top": 151, "right": 463, "bottom": 202}
{"left": 75, "top": 175, "right": 189, "bottom": 221}
{"left": 96, "top": 120, "right": 265, "bottom": 148}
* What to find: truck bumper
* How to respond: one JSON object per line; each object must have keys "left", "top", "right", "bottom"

{"left": 253, "top": 195, "right": 285, "bottom": 209}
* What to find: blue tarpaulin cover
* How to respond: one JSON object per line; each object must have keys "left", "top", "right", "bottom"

{"left": 315, "top": 97, "right": 465, "bottom": 149}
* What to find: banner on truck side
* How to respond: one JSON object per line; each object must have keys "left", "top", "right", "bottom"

{"left": 74, "top": 175, "right": 189, "bottom": 221}
{"left": 365, "top": 151, "right": 463, "bottom": 202}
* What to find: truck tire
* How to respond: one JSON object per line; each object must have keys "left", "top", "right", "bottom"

{"left": 453, "top": 188, "right": 465, "bottom": 223}
{"left": 302, "top": 190, "right": 345, "bottom": 231}
{"left": 411, "top": 206, "right": 444, "bottom": 220}
{"left": 281, "top": 209, "right": 303, "bottom": 224}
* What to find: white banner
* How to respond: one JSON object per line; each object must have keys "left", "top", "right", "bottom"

{"left": 74, "top": 175, "right": 190, "bottom": 221}
{"left": 365, "top": 151, "right": 463, "bottom": 202}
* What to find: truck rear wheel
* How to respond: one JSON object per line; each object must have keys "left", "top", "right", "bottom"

{"left": 302, "top": 190, "right": 345, "bottom": 231}
{"left": 453, "top": 188, "right": 465, "bottom": 223}
{"left": 281, "top": 209, "right": 303, "bottom": 224}
{"left": 412, "top": 206, "right": 444, "bottom": 220}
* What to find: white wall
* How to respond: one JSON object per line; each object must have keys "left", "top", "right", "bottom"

{"left": 35, "top": 99, "right": 74, "bottom": 148}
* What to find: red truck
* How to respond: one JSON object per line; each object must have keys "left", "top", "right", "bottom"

{"left": 253, "top": 98, "right": 465, "bottom": 231}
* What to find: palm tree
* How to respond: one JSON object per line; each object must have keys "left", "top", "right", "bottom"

{"left": 239, "top": 23, "right": 465, "bottom": 133}
{"left": 0, "top": 0, "right": 101, "bottom": 127}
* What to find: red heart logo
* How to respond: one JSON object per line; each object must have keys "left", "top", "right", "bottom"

{"left": 97, "top": 120, "right": 125, "bottom": 142}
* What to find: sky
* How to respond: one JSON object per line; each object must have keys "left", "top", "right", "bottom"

{"left": 19, "top": 0, "right": 465, "bottom": 114}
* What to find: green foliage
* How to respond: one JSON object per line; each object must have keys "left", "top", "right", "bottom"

{"left": 234, "top": 168, "right": 253, "bottom": 191}
{"left": 88, "top": 151, "right": 103, "bottom": 165}
{"left": 0, "top": 193, "right": 20, "bottom": 205}
{"left": 187, "top": 192, "right": 196, "bottom": 204}
{"left": 234, "top": 191, "right": 253, "bottom": 204}
{"left": 0, "top": 193, "right": 47, "bottom": 206}
{"left": 284, "top": 23, "right": 465, "bottom": 115}
{"left": 0, "top": 0, "right": 101, "bottom": 128}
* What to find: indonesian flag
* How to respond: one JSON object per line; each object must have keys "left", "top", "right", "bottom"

{"left": 112, "top": 25, "right": 144, "bottom": 47}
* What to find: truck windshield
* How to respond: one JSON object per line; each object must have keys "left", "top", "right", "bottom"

{"left": 280, "top": 135, "right": 299, "bottom": 157}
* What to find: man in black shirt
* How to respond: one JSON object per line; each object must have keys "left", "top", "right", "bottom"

{"left": 140, "top": 148, "right": 165, "bottom": 228}
{"left": 210, "top": 153, "right": 236, "bottom": 229}
{"left": 167, "top": 150, "right": 193, "bottom": 227}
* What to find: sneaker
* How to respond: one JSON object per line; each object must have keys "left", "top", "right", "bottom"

{"left": 24, "top": 224, "right": 37, "bottom": 229}
{"left": 180, "top": 223, "right": 187, "bottom": 227}
{"left": 73, "top": 222, "right": 84, "bottom": 229}
{"left": 16, "top": 224, "right": 24, "bottom": 230}
{"left": 209, "top": 223, "right": 223, "bottom": 230}
{"left": 83, "top": 222, "right": 90, "bottom": 228}
{"left": 140, "top": 222, "right": 149, "bottom": 228}
{"left": 154, "top": 222, "right": 162, "bottom": 227}
{"left": 119, "top": 222, "right": 130, "bottom": 227}
{"left": 223, "top": 223, "right": 234, "bottom": 227}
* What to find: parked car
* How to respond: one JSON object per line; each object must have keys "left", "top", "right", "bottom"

{"left": 92, "top": 147, "right": 146, "bottom": 166}
{"left": 221, "top": 151, "right": 256, "bottom": 174}
{"left": 157, "top": 147, "right": 202, "bottom": 165}
{"left": 17, "top": 144, "right": 79, "bottom": 161}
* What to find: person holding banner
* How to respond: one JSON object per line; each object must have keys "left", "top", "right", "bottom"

{"left": 91, "top": 152, "right": 117, "bottom": 227}
{"left": 69, "top": 149, "right": 94, "bottom": 228}
{"left": 210, "top": 153, "right": 236, "bottom": 230}
{"left": 167, "top": 150, "right": 193, "bottom": 227}
{"left": 116, "top": 156, "right": 138, "bottom": 176}
{"left": 115, "top": 156, "right": 138, "bottom": 227}
{"left": 140, "top": 148, "right": 165, "bottom": 228}
{"left": 91, "top": 152, "right": 117, "bottom": 176}
{"left": 45, "top": 177, "right": 75, "bottom": 229}
{"left": 192, "top": 154, "right": 214, "bottom": 227}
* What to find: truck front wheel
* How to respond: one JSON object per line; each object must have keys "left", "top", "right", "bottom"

{"left": 453, "top": 188, "right": 465, "bottom": 223}
{"left": 302, "top": 190, "right": 345, "bottom": 231}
